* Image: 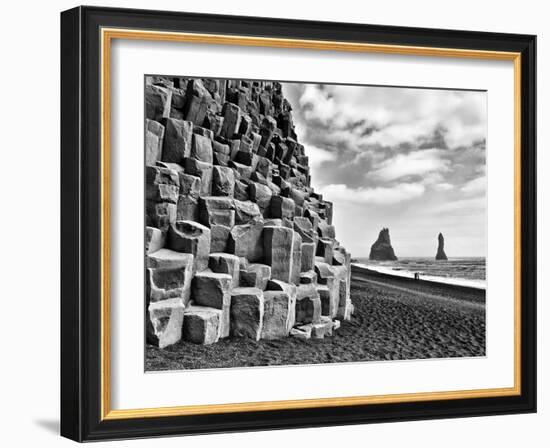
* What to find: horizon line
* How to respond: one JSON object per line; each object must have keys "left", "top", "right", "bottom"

{"left": 352, "top": 255, "right": 487, "bottom": 259}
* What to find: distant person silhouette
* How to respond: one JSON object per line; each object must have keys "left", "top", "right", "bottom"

{"left": 414, "top": 272, "right": 420, "bottom": 280}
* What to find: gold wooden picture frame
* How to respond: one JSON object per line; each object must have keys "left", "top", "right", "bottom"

{"left": 61, "top": 6, "right": 536, "bottom": 442}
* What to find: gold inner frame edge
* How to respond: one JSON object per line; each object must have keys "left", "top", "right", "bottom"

{"left": 100, "top": 27, "right": 522, "bottom": 421}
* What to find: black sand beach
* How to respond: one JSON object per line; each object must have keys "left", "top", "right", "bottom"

{"left": 145, "top": 266, "right": 486, "bottom": 371}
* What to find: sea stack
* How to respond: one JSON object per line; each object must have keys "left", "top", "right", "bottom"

{"left": 369, "top": 228, "right": 398, "bottom": 261}
{"left": 435, "top": 232, "right": 448, "bottom": 260}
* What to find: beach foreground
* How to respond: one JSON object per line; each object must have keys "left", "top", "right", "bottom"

{"left": 146, "top": 267, "right": 486, "bottom": 371}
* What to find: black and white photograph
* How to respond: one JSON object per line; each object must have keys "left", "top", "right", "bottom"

{"left": 55, "top": 4, "right": 539, "bottom": 442}
{"left": 144, "top": 75, "right": 487, "bottom": 371}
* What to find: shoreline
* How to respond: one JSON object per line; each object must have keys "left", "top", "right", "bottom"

{"left": 351, "top": 264, "right": 486, "bottom": 306}
{"left": 352, "top": 262, "right": 486, "bottom": 291}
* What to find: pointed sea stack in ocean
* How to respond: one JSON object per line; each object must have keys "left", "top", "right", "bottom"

{"left": 435, "top": 232, "right": 448, "bottom": 260}
{"left": 369, "top": 228, "right": 398, "bottom": 261}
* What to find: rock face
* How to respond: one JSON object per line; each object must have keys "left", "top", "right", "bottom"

{"left": 230, "top": 288, "right": 264, "bottom": 340}
{"left": 147, "top": 298, "right": 185, "bottom": 349}
{"left": 436, "top": 232, "right": 448, "bottom": 260}
{"left": 144, "top": 76, "right": 353, "bottom": 348}
{"left": 183, "top": 304, "right": 222, "bottom": 345}
{"left": 369, "top": 228, "right": 398, "bottom": 261}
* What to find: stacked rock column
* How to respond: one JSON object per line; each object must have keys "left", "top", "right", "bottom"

{"left": 145, "top": 76, "right": 354, "bottom": 347}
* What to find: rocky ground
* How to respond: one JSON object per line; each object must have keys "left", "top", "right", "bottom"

{"left": 145, "top": 268, "right": 486, "bottom": 371}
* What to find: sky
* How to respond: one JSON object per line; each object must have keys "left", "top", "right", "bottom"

{"left": 281, "top": 82, "right": 487, "bottom": 258}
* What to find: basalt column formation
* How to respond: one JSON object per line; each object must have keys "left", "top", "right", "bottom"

{"left": 144, "top": 76, "right": 354, "bottom": 347}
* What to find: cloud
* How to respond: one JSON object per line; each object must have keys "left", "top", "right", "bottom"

{"left": 435, "top": 196, "right": 486, "bottom": 215}
{"left": 461, "top": 176, "right": 486, "bottom": 195}
{"left": 433, "top": 182, "right": 454, "bottom": 191}
{"left": 319, "top": 182, "right": 425, "bottom": 205}
{"left": 303, "top": 144, "right": 337, "bottom": 169}
{"left": 299, "top": 85, "right": 337, "bottom": 123}
{"left": 371, "top": 149, "right": 450, "bottom": 181}
{"left": 294, "top": 84, "right": 487, "bottom": 151}
{"left": 280, "top": 81, "right": 487, "bottom": 257}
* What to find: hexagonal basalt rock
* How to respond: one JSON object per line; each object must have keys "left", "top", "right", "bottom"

{"left": 263, "top": 225, "right": 294, "bottom": 283}
{"left": 190, "top": 133, "right": 213, "bottom": 164}
{"left": 316, "top": 238, "right": 334, "bottom": 264}
{"left": 234, "top": 179, "right": 250, "bottom": 201}
{"left": 299, "top": 270, "right": 317, "bottom": 284}
{"left": 145, "top": 119, "right": 165, "bottom": 166}
{"left": 144, "top": 76, "right": 354, "bottom": 347}
{"left": 228, "top": 217, "right": 264, "bottom": 263}
{"left": 161, "top": 118, "right": 193, "bottom": 164}
{"left": 261, "top": 290, "right": 292, "bottom": 340}
{"left": 295, "top": 283, "right": 321, "bottom": 325}
{"left": 229, "top": 161, "right": 252, "bottom": 180}
{"left": 145, "top": 226, "right": 165, "bottom": 254}
{"left": 146, "top": 165, "right": 179, "bottom": 190}
{"left": 178, "top": 173, "right": 201, "bottom": 198}
{"left": 182, "top": 304, "right": 222, "bottom": 345}
{"left": 210, "top": 224, "right": 231, "bottom": 253}
{"left": 146, "top": 298, "right": 185, "bottom": 349}
{"left": 147, "top": 183, "right": 179, "bottom": 205}
{"left": 212, "top": 166, "right": 235, "bottom": 197}
{"left": 209, "top": 253, "right": 240, "bottom": 288}
{"left": 168, "top": 220, "right": 210, "bottom": 272}
{"left": 199, "top": 197, "right": 235, "bottom": 228}
{"left": 265, "top": 279, "right": 297, "bottom": 332}
{"left": 249, "top": 182, "right": 272, "bottom": 215}
{"left": 192, "top": 271, "right": 233, "bottom": 338}
{"left": 183, "top": 158, "right": 213, "bottom": 196}
{"left": 146, "top": 260, "right": 193, "bottom": 305}
{"left": 146, "top": 201, "right": 176, "bottom": 232}
{"left": 221, "top": 102, "right": 241, "bottom": 139}
{"left": 259, "top": 116, "right": 277, "bottom": 147}
{"left": 240, "top": 263, "right": 271, "bottom": 290}
{"left": 145, "top": 84, "right": 172, "bottom": 122}
{"left": 230, "top": 287, "right": 264, "bottom": 340}
{"left": 290, "top": 324, "right": 312, "bottom": 340}
{"left": 317, "top": 221, "right": 336, "bottom": 240}
{"left": 176, "top": 194, "right": 199, "bottom": 222}
{"left": 147, "top": 248, "right": 194, "bottom": 270}
{"left": 315, "top": 260, "right": 340, "bottom": 318}
{"left": 290, "top": 231, "right": 302, "bottom": 285}
{"left": 183, "top": 79, "right": 213, "bottom": 126}
{"left": 270, "top": 196, "right": 295, "bottom": 220}
{"left": 234, "top": 200, "right": 262, "bottom": 225}
{"left": 300, "top": 242, "right": 316, "bottom": 273}
{"left": 311, "top": 316, "right": 334, "bottom": 339}
{"left": 317, "top": 284, "right": 332, "bottom": 317}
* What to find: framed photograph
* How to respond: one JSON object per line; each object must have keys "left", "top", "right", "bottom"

{"left": 60, "top": 6, "right": 536, "bottom": 442}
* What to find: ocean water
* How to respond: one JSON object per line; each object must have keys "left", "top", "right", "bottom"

{"left": 353, "top": 257, "right": 486, "bottom": 289}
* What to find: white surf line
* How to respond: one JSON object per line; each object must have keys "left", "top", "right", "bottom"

{"left": 352, "top": 263, "right": 486, "bottom": 290}
{"left": 352, "top": 273, "right": 485, "bottom": 311}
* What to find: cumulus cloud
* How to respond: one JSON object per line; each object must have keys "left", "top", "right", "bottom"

{"left": 295, "top": 84, "right": 486, "bottom": 151}
{"left": 303, "top": 144, "right": 337, "bottom": 169}
{"left": 371, "top": 149, "right": 450, "bottom": 182}
{"left": 461, "top": 176, "right": 486, "bottom": 195}
{"left": 299, "top": 85, "right": 338, "bottom": 123}
{"left": 280, "top": 81, "right": 487, "bottom": 256}
{"left": 319, "top": 182, "right": 425, "bottom": 205}
{"left": 433, "top": 182, "right": 454, "bottom": 191}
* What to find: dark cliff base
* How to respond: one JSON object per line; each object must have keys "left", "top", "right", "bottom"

{"left": 146, "top": 269, "right": 486, "bottom": 371}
